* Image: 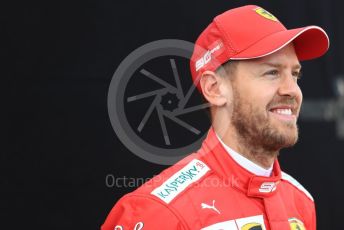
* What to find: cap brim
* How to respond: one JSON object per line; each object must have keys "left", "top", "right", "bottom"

{"left": 230, "top": 26, "right": 329, "bottom": 61}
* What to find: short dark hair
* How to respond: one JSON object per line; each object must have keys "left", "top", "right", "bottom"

{"left": 216, "top": 60, "right": 238, "bottom": 79}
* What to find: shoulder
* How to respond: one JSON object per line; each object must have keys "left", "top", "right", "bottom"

{"left": 101, "top": 192, "right": 187, "bottom": 230}
{"left": 102, "top": 153, "right": 213, "bottom": 230}
{"left": 281, "top": 171, "right": 314, "bottom": 202}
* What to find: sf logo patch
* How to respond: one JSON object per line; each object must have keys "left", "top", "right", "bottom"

{"left": 254, "top": 7, "right": 278, "bottom": 22}
{"left": 289, "top": 218, "right": 306, "bottom": 230}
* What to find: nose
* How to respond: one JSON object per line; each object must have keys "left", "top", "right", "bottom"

{"left": 277, "top": 73, "right": 302, "bottom": 100}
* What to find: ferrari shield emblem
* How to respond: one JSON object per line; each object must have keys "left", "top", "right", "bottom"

{"left": 255, "top": 7, "right": 278, "bottom": 21}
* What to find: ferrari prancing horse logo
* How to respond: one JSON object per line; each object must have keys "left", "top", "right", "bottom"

{"left": 254, "top": 7, "right": 278, "bottom": 22}
{"left": 241, "top": 222, "right": 263, "bottom": 230}
{"left": 289, "top": 218, "right": 306, "bottom": 230}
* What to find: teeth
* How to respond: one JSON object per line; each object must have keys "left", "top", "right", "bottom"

{"left": 274, "top": 109, "right": 292, "bottom": 115}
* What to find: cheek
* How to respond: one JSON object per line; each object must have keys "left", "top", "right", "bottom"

{"left": 297, "top": 87, "right": 303, "bottom": 104}
{"left": 234, "top": 80, "right": 276, "bottom": 110}
{"left": 221, "top": 83, "right": 234, "bottom": 101}
{"left": 240, "top": 90, "right": 273, "bottom": 115}
{"left": 249, "top": 88, "right": 276, "bottom": 108}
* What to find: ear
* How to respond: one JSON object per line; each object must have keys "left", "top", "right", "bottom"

{"left": 200, "top": 70, "right": 228, "bottom": 106}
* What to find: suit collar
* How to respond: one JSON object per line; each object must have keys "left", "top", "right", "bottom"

{"left": 199, "top": 127, "right": 282, "bottom": 198}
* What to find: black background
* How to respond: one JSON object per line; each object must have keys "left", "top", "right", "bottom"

{"left": 4, "top": 0, "right": 344, "bottom": 229}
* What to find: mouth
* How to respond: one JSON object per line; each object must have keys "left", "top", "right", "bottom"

{"left": 268, "top": 105, "right": 298, "bottom": 122}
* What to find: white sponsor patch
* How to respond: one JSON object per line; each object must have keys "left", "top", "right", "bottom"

{"left": 151, "top": 159, "right": 210, "bottom": 203}
{"left": 201, "top": 215, "right": 266, "bottom": 230}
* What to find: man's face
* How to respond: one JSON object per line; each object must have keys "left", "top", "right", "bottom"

{"left": 227, "top": 44, "right": 303, "bottom": 152}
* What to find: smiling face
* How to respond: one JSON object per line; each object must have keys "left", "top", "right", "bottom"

{"left": 227, "top": 43, "right": 303, "bottom": 152}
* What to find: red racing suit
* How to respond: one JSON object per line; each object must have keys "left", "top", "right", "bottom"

{"left": 102, "top": 128, "right": 316, "bottom": 230}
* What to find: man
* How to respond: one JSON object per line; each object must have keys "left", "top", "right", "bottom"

{"left": 102, "top": 5, "right": 329, "bottom": 230}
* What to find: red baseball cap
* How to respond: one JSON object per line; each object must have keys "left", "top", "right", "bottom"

{"left": 190, "top": 5, "right": 330, "bottom": 91}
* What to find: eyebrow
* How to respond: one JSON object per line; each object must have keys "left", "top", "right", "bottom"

{"left": 261, "top": 62, "right": 302, "bottom": 69}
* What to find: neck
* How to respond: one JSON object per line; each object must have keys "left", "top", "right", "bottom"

{"left": 213, "top": 123, "right": 277, "bottom": 169}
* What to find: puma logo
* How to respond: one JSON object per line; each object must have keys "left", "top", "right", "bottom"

{"left": 201, "top": 200, "right": 220, "bottom": 214}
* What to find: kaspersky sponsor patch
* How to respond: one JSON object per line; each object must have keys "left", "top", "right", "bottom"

{"left": 201, "top": 214, "right": 266, "bottom": 230}
{"left": 151, "top": 159, "right": 210, "bottom": 203}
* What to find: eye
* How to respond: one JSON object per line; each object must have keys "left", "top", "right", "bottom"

{"left": 292, "top": 70, "right": 302, "bottom": 80}
{"left": 264, "top": 69, "right": 280, "bottom": 77}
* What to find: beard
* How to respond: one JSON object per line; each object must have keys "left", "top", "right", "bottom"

{"left": 231, "top": 87, "right": 299, "bottom": 154}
